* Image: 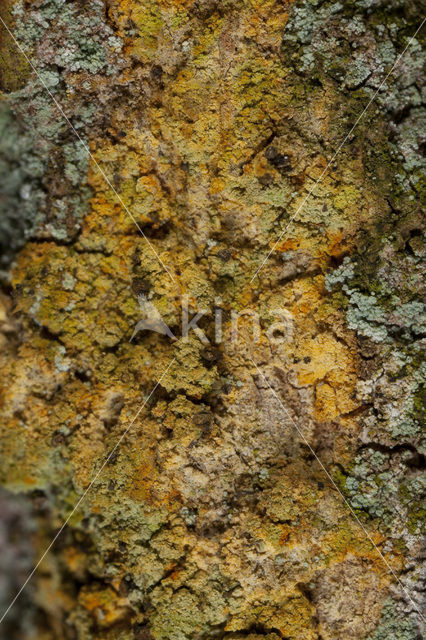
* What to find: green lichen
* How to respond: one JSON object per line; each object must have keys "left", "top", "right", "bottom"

{"left": 343, "top": 444, "right": 425, "bottom": 540}
{"left": 0, "top": 0, "right": 125, "bottom": 268}
{"left": 367, "top": 599, "right": 420, "bottom": 640}
{"left": 282, "top": 0, "right": 425, "bottom": 195}
{"left": 13, "top": 0, "right": 123, "bottom": 74}
{"left": 0, "top": 94, "right": 91, "bottom": 266}
{"left": 326, "top": 252, "right": 426, "bottom": 345}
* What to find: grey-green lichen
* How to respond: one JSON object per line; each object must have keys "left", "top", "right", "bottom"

{"left": 326, "top": 256, "right": 426, "bottom": 344}
{"left": 12, "top": 0, "right": 123, "bottom": 75}
{"left": 0, "top": 0, "right": 124, "bottom": 270}
{"left": 367, "top": 598, "right": 420, "bottom": 640}
{"left": 0, "top": 95, "right": 91, "bottom": 268}
{"left": 282, "top": 0, "right": 426, "bottom": 194}
{"left": 344, "top": 446, "right": 425, "bottom": 533}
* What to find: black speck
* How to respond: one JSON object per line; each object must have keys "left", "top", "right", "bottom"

{"left": 132, "top": 277, "right": 150, "bottom": 295}
{"left": 107, "top": 451, "right": 119, "bottom": 465}
{"left": 201, "top": 347, "right": 222, "bottom": 365}
{"left": 265, "top": 146, "right": 292, "bottom": 173}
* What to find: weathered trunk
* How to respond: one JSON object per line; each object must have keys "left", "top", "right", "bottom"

{"left": 0, "top": 1, "right": 424, "bottom": 639}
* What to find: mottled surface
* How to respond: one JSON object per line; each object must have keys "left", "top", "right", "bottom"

{"left": 0, "top": 1, "right": 424, "bottom": 639}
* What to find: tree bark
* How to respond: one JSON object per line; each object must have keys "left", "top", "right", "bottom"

{"left": 0, "top": 1, "right": 424, "bottom": 639}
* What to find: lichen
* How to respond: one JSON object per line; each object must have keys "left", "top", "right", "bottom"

{"left": 0, "top": 0, "right": 425, "bottom": 638}
{"left": 0, "top": 0, "right": 124, "bottom": 269}
{"left": 367, "top": 598, "right": 420, "bottom": 640}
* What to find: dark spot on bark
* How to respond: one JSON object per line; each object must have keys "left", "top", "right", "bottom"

{"left": 138, "top": 215, "right": 171, "bottom": 239}
{"left": 122, "top": 574, "right": 137, "bottom": 592}
{"left": 51, "top": 432, "right": 66, "bottom": 447}
{"left": 107, "top": 450, "right": 119, "bottom": 464}
{"left": 201, "top": 346, "right": 222, "bottom": 365}
{"left": 265, "top": 146, "right": 292, "bottom": 173}
{"left": 133, "top": 624, "right": 154, "bottom": 640}
{"left": 151, "top": 65, "right": 163, "bottom": 80}
{"left": 200, "top": 518, "right": 227, "bottom": 538}
{"left": 132, "top": 277, "right": 150, "bottom": 295}
{"left": 217, "top": 248, "right": 233, "bottom": 262}
{"left": 258, "top": 173, "right": 275, "bottom": 186}
{"left": 193, "top": 411, "right": 213, "bottom": 434}
{"left": 75, "top": 368, "right": 92, "bottom": 383}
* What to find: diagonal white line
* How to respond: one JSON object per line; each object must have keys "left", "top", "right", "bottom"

{"left": 0, "top": 15, "right": 177, "bottom": 284}
{"left": 251, "top": 357, "right": 425, "bottom": 621}
{"left": 250, "top": 18, "right": 426, "bottom": 283}
{"left": 0, "top": 357, "right": 175, "bottom": 626}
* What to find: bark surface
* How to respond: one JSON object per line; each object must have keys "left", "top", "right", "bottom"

{"left": 0, "top": 1, "right": 425, "bottom": 639}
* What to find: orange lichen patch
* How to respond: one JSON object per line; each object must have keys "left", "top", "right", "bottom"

{"left": 278, "top": 273, "right": 359, "bottom": 422}
{"left": 209, "top": 177, "right": 226, "bottom": 195}
{"left": 11, "top": 242, "right": 55, "bottom": 286}
{"left": 269, "top": 597, "right": 316, "bottom": 640}
{"left": 321, "top": 523, "right": 393, "bottom": 567}
{"left": 324, "top": 230, "right": 352, "bottom": 260}
{"left": 244, "top": 0, "right": 290, "bottom": 38}
{"left": 64, "top": 546, "right": 87, "bottom": 580}
{"left": 314, "top": 381, "right": 337, "bottom": 422}
{"left": 80, "top": 196, "right": 128, "bottom": 238}
{"left": 278, "top": 524, "right": 292, "bottom": 545}
{"left": 306, "top": 154, "right": 328, "bottom": 180}
{"left": 287, "top": 276, "right": 323, "bottom": 315}
{"left": 128, "top": 458, "right": 157, "bottom": 503}
{"left": 276, "top": 229, "right": 354, "bottom": 265}
{"left": 224, "top": 594, "right": 316, "bottom": 640}
{"left": 126, "top": 449, "right": 183, "bottom": 510}
{"left": 275, "top": 237, "right": 301, "bottom": 252}
{"left": 296, "top": 332, "right": 346, "bottom": 380}
{"left": 1, "top": 0, "right": 410, "bottom": 634}
{"left": 160, "top": 486, "right": 182, "bottom": 511}
{"left": 165, "top": 562, "right": 180, "bottom": 580}
{"left": 296, "top": 333, "right": 358, "bottom": 419}
{"left": 235, "top": 284, "right": 258, "bottom": 311}
{"left": 79, "top": 586, "right": 131, "bottom": 629}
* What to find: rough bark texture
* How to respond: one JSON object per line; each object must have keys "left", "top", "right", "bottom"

{"left": 0, "top": 1, "right": 425, "bottom": 639}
